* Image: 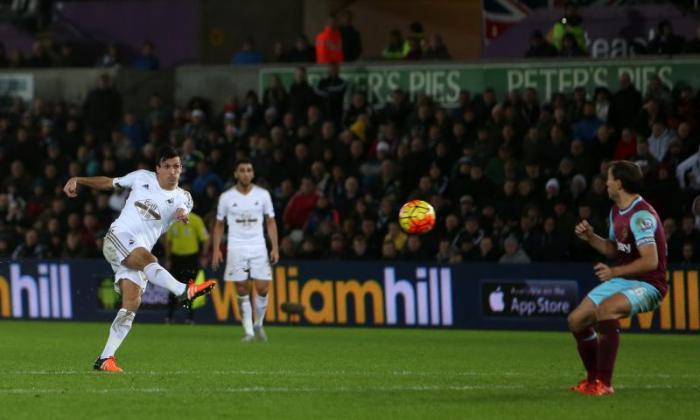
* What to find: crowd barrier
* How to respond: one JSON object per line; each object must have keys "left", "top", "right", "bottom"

{"left": 1, "top": 259, "right": 698, "bottom": 333}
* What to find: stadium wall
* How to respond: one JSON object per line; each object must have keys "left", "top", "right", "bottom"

{"left": 3, "top": 57, "right": 700, "bottom": 113}
{"left": 1, "top": 260, "right": 698, "bottom": 334}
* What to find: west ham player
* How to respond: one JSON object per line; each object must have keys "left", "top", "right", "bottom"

{"left": 569, "top": 161, "right": 667, "bottom": 395}
{"left": 212, "top": 158, "right": 279, "bottom": 341}
{"left": 63, "top": 146, "right": 216, "bottom": 372}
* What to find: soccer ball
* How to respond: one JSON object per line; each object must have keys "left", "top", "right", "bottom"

{"left": 398, "top": 200, "right": 436, "bottom": 234}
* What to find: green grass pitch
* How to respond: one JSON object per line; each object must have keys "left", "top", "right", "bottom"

{"left": 0, "top": 321, "right": 698, "bottom": 419}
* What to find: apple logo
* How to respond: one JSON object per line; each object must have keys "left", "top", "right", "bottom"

{"left": 489, "top": 286, "right": 505, "bottom": 312}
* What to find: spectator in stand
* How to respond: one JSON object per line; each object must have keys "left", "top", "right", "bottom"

{"left": 677, "top": 145, "right": 700, "bottom": 193}
{"left": 83, "top": 74, "right": 123, "bottom": 140}
{"left": 26, "top": 41, "right": 51, "bottom": 68}
{"left": 423, "top": 34, "right": 451, "bottom": 60}
{"left": 316, "top": 63, "right": 347, "bottom": 126}
{"left": 383, "top": 29, "right": 409, "bottom": 60}
{"left": 559, "top": 33, "right": 586, "bottom": 57}
{"left": 97, "top": 44, "right": 120, "bottom": 68}
{"left": 499, "top": 236, "right": 531, "bottom": 264}
{"left": 525, "top": 30, "right": 557, "bottom": 58}
{"left": 647, "top": 119, "right": 673, "bottom": 163}
{"left": 231, "top": 38, "right": 263, "bottom": 65}
{"left": 609, "top": 72, "right": 642, "bottom": 132}
{"left": 315, "top": 14, "right": 343, "bottom": 64}
{"left": 647, "top": 20, "right": 685, "bottom": 55}
{"left": 132, "top": 41, "right": 159, "bottom": 70}
{"left": 283, "top": 177, "right": 320, "bottom": 230}
{"left": 288, "top": 67, "right": 316, "bottom": 123}
{"left": 573, "top": 101, "right": 603, "bottom": 144}
{"left": 11, "top": 229, "right": 46, "bottom": 259}
{"left": 286, "top": 35, "right": 316, "bottom": 63}
{"left": 339, "top": 10, "right": 362, "bottom": 62}
{"left": 53, "top": 44, "right": 78, "bottom": 67}
{"left": 262, "top": 74, "right": 289, "bottom": 113}
{"left": 549, "top": 1, "right": 585, "bottom": 51}
{"left": 613, "top": 128, "right": 637, "bottom": 160}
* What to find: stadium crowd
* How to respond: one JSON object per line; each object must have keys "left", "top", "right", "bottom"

{"left": 2, "top": 60, "right": 700, "bottom": 265}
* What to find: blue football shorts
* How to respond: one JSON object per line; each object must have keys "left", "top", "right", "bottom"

{"left": 586, "top": 278, "right": 663, "bottom": 316}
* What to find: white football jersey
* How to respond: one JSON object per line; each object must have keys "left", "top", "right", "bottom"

{"left": 216, "top": 185, "right": 274, "bottom": 248}
{"left": 111, "top": 170, "right": 193, "bottom": 250}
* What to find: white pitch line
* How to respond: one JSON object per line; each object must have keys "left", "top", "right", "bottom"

{"left": 1, "top": 384, "right": 699, "bottom": 394}
{"left": 2, "top": 370, "right": 700, "bottom": 379}
{"left": 0, "top": 385, "right": 525, "bottom": 394}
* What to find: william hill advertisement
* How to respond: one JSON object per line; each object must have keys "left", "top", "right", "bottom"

{"left": 210, "top": 264, "right": 454, "bottom": 327}
{"left": 1, "top": 260, "right": 699, "bottom": 333}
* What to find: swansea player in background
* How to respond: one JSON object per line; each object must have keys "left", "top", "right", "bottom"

{"left": 569, "top": 160, "right": 667, "bottom": 395}
{"left": 63, "top": 146, "right": 217, "bottom": 372}
{"left": 212, "top": 158, "right": 279, "bottom": 342}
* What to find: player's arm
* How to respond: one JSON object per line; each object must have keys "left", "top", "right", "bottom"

{"left": 610, "top": 244, "right": 658, "bottom": 278}
{"left": 212, "top": 193, "right": 230, "bottom": 271}
{"left": 63, "top": 176, "right": 114, "bottom": 197}
{"left": 263, "top": 192, "right": 279, "bottom": 264}
{"left": 266, "top": 216, "right": 279, "bottom": 264}
{"left": 175, "top": 190, "right": 193, "bottom": 224}
{"left": 211, "top": 219, "right": 225, "bottom": 270}
{"left": 575, "top": 220, "right": 617, "bottom": 259}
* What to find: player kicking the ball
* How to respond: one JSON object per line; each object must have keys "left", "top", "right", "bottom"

{"left": 212, "top": 158, "right": 279, "bottom": 342}
{"left": 63, "top": 146, "right": 217, "bottom": 372}
{"left": 569, "top": 160, "right": 667, "bottom": 395}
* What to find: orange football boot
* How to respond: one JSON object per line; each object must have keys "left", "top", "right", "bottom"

{"left": 94, "top": 356, "right": 123, "bottom": 373}
{"left": 570, "top": 378, "right": 593, "bottom": 393}
{"left": 583, "top": 379, "right": 615, "bottom": 396}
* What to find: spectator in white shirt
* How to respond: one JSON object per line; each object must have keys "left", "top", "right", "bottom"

{"left": 676, "top": 145, "right": 700, "bottom": 191}
{"left": 647, "top": 120, "right": 673, "bottom": 162}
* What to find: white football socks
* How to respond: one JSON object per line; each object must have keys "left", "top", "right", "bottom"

{"left": 238, "top": 295, "right": 254, "bottom": 336}
{"left": 100, "top": 308, "right": 135, "bottom": 359}
{"left": 254, "top": 294, "right": 269, "bottom": 327}
{"left": 143, "top": 262, "right": 187, "bottom": 296}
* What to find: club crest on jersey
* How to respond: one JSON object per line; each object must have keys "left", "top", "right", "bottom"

{"left": 166, "top": 198, "right": 174, "bottom": 205}
{"left": 142, "top": 184, "right": 149, "bottom": 189}
{"left": 134, "top": 199, "right": 161, "bottom": 220}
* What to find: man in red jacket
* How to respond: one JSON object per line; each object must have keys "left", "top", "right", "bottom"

{"left": 315, "top": 15, "right": 344, "bottom": 64}
{"left": 283, "top": 177, "right": 320, "bottom": 229}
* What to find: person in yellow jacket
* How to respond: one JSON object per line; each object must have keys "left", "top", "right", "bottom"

{"left": 165, "top": 211, "right": 210, "bottom": 323}
{"left": 548, "top": 2, "right": 586, "bottom": 51}
{"left": 382, "top": 29, "right": 411, "bottom": 59}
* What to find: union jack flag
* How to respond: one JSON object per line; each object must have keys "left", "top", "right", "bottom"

{"left": 482, "top": 0, "right": 627, "bottom": 45}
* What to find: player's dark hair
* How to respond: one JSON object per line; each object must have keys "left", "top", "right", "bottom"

{"left": 609, "top": 160, "right": 643, "bottom": 194}
{"left": 156, "top": 145, "right": 180, "bottom": 165}
{"left": 234, "top": 157, "right": 254, "bottom": 171}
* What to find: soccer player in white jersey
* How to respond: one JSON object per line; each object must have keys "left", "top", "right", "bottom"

{"left": 63, "top": 146, "right": 217, "bottom": 372}
{"left": 212, "top": 158, "right": 279, "bottom": 342}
